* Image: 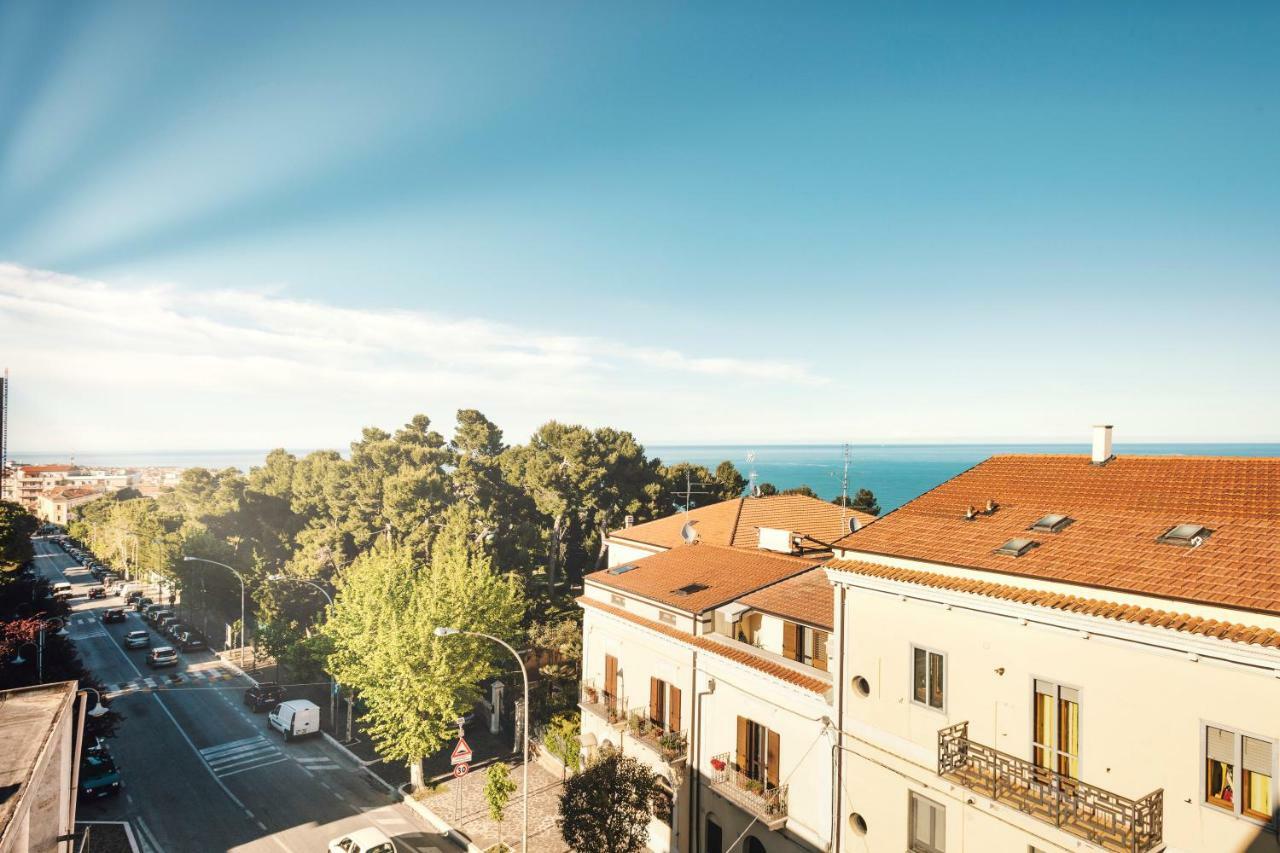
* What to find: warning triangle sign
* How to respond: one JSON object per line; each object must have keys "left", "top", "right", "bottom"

{"left": 451, "top": 736, "right": 473, "bottom": 765}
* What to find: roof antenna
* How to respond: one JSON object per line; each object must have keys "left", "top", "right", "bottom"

{"left": 746, "top": 450, "right": 758, "bottom": 497}
{"left": 673, "top": 469, "right": 712, "bottom": 515}
{"left": 840, "top": 443, "right": 850, "bottom": 528}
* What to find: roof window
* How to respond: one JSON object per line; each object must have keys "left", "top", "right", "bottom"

{"left": 1030, "top": 513, "right": 1074, "bottom": 534}
{"left": 1158, "top": 524, "right": 1212, "bottom": 547}
{"left": 672, "top": 583, "right": 709, "bottom": 597}
{"left": 994, "top": 538, "right": 1039, "bottom": 557}
{"left": 607, "top": 564, "right": 638, "bottom": 575}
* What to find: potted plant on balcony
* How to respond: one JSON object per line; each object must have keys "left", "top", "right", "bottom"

{"left": 658, "top": 731, "right": 686, "bottom": 761}
{"left": 742, "top": 778, "right": 765, "bottom": 796}
{"left": 583, "top": 685, "right": 599, "bottom": 704}
{"left": 627, "top": 713, "right": 649, "bottom": 737}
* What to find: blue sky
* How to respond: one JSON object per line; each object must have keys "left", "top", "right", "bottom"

{"left": 1, "top": 2, "right": 1277, "bottom": 451}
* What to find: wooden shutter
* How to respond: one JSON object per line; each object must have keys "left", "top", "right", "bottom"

{"left": 813, "top": 630, "right": 828, "bottom": 671}
{"left": 668, "top": 685, "right": 682, "bottom": 732}
{"left": 736, "top": 716, "right": 749, "bottom": 772}
{"left": 605, "top": 655, "right": 618, "bottom": 704}
{"left": 649, "top": 677, "right": 662, "bottom": 725}
{"left": 766, "top": 729, "right": 780, "bottom": 787}
{"left": 782, "top": 621, "right": 797, "bottom": 661}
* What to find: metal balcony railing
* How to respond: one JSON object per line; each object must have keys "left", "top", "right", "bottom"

{"left": 938, "top": 722, "right": 1163, "bottom": 853}
{"left": 622, "top": 707, "right": 687, "bottom": 763}
{"left": 708, "top": 752, "right": 789, "bottom": 829}
{"left": 578, "top": 680, "right": 622, "bottom": 725}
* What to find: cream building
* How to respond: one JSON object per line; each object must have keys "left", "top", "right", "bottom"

{"left": 825, "top": 428, "right": 1280, "bottom": 853}
{"left": 581, "top": 495, "right": 873, "bottom": 853}
{"left": 35, "top": 487, "right": 104, "bottom": 527}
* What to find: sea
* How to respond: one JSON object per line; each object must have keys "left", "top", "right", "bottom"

{"left": 11, "top": 443, "right": 1280, "bottom": 513}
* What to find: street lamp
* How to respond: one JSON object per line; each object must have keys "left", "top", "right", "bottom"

{"left": 81, "top": 686, "right": 109, "bottom": 718}
{"left": 433, "top": 626, "right": 529, "bottom": 853}
{"left": 183, "top": 556, "right": 246, "bottom": 666}
{"left": 266, "top": 574, "right": 337, "bottom": 729}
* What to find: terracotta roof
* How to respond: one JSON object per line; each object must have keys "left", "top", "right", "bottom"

{"left": 739, "top": 569, "right": 834, "bottom": 630}
{"left": 834, "top": 454, "right": 1280, "bottom": 615}
{"left": 20, "top": 465, "right": 73, "bottom": 475}
{"left": 585, "top": 543, "right": 816, "bottom": 614}
{"left": 827, "top": 559, "right": 1280, "bottom": 650}
{"left": 578, "top": 596, "right": 830, "bottom": 694}
{"left": 610, "top": 494, "right": 874, "bottom": 554}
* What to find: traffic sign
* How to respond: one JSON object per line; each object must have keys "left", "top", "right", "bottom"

{"left": 450, "top": 736, "right": 473, "bottom": 765}
{"left": 453, "top": 762, "right": 469, "bottom": 778}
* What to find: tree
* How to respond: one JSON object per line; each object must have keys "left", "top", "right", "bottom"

{"left": 780, "top": 484, "right": 819, "bottom": 499}
{"left": 324, "top": 504, "right": 524, "bottom": 789}
{"left": 484, "top": 761, "right": 518, "bottom": 851}
{"left": 838, "top": 488, "right": 881, "bottom": 516}
{"left": 712, "top": 460, "right": 748, "bottom": 501}
{"left": 755, "top": 482, "right": 778, "bottom": 497}
{"left": 529, "top": 614, "right": 582, "bottom": 711}
{"left": 558, "top": 747, "right": 657, "bottom": 853}
{"left": 538, "top": 713, "right": 581, "bottom": 775}
{"left": 0, "top": 501, "right": 37, "bottom": 577}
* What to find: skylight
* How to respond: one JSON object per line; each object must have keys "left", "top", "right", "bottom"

{"left": 607, "top": 564, "right": 638, "bottom": 575}
{"left": 1030, "top": 513, "right": 1074, "bottom": 534}
{"left": 672, "top": 583, "right": 709, "bottom": 596}
{"left": 1158, "top": 524, "right": 1212, "bottom": 546}
{"left": 994, "top": 538, "right": 1038, "bottom": 557}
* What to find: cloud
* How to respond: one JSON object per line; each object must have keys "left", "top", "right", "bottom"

{"left": 0, "top": 263, "right": 826, "bottom": 451}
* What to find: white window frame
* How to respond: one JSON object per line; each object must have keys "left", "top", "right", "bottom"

{"left": 1199, "top": 720, "right": 1277, "bottom": 828}
{"left": 910, "top": 644, "right": 947, "bottom": 713}
{"left": 908, "top": 790, "right": 946, "bottom": 853}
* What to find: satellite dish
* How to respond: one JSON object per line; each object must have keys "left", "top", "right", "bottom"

{"left": 681, "top": 521, "right": 700, "bottom": 545}
{"left": 847, "top": 517, "right": 861, "bottom": 534}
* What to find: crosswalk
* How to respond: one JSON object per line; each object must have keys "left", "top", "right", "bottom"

{"left": 296, "top": 754, "right": 341, "bottom": 772}
{"left": 199, "top": 735, "right": 287, "bottom": 778}
{"left": 105, "top": 666, "right": 239, "bottom": 697}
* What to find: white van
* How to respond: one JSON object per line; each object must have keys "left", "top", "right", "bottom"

{"left": 51, "top": 581, "right": 73, "bottom": 599}
{"left": 267, "top": 699, "right": 320, "bottom": 741}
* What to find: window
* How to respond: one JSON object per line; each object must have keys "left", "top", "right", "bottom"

{"left": 704, "top": 816, "right": 723, "bottom": 853}
{"left": 1033, "top": 680, "right": 1080, "bottom": 780}
{"left": 736, "top": 716, "right": 780, "bottom": 789}
{"left": 911, "top": 645, "right": 945, "bottom": 711}
{"left": 782, "top": 621, "right": 830, "bottom": 671}
{"left": 648, "top": 677, "right": 682, "bottom": 732}
{"left": 610, "top": 594, "right": 626, "bottom": 607}
{"left": 1159, "top": 523, "right": 1212, "bottom": 546}
{"left": 994, "top": 537, "right": 1038, "bottom": 557}
{"left": 659, "top": 611, "right": 677, "bottom": 625}
{"left": 1204, "top": 724, "right": 1275, "bottom": 823}
{"left": 652, "top": 779, "right": 673, "bottom": 826}
{"left": 908, "top": 791, "right": 945, "bottom": 852}
{"left": 744, "top": 839, "right": 766, "bottom": 853}
{"left": 1029, "top": 513, "right": 1073, "bottom": 533}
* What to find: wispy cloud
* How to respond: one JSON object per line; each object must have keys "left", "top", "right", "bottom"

{"left": 0, "top": 263, "right": 826, "bottom": 450}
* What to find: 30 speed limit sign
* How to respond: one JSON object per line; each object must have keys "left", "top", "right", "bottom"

{"left": 453, "top": 762, "right": 469, "bottom": 778}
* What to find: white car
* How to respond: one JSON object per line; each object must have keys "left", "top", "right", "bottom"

{"left": 327, "top": 827, "right": 394, "bottom": 853}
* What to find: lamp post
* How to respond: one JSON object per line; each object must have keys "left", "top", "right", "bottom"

{"left": 266, "top": 574, "right": 337, "bottom": 730}
{"left": 434, "top": 626, "right": 529, "bottom": 853}
{"left": 183, "top": 556, "right": 245, "bottom": 666}
{"left": 80, "top": 686, "right": 109, "bottom": 719}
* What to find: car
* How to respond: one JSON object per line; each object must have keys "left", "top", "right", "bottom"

{"left": 79, "top": 740, "right": 121, "bottom": 799}
{"left": 268, "top": 700, "right": 320, "bottom": 740}
{"left": 147, "top": 608, "right": 173, "bottom": 626}
{"left": 244, "top": 682, "right": 287, "bottom": 712}
{"left": 125, "top": 590, "right": 144, "bottom": 603}
{"left": 163, "top": 621, "right": 186, "bottom": 639}
{"left": 157, "top": 616, "right": 180, "bottom": 634}
{"left": 124, "top": 630, "right": 150, "bottom": 649}
{"left": 87, "top": 586, "right": 107, "bottom": 600}
{"left": 134, "top": 597, "right": 154, "bottom": 612}
{"left": 177, "top": 632, "right": 206, "bottom": 651}
{"left": 101, "top": 608, "right": 127, "bottom": 624}
{"left": 147, "top": 646, "right": 178, "bottom": 668}
{"left": 326, "top": 828, "right": 394, "bottom": 853}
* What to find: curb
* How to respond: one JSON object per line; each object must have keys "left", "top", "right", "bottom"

{"left": 322, "top": 732, "right": 396, "bottom": 794}
{"left": 77, "top": 820, "right": 141, "bottom": 853}
{"left": 400, "top": 786, "right": 483, "bottom": 852}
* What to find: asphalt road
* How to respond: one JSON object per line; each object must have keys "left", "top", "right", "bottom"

{"left": 33, "top": 538, "right": 448, "bottom": 853}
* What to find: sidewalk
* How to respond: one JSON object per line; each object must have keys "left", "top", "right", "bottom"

{"left": 414, "top": 759, "right": 567, "bottom": 853}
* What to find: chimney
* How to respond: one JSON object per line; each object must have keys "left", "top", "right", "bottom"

{"left": 1091, "top": 424, "right": 1114, "bottom": 465}
{"left": 624, "top": 514, "right": 634, "bottom": 529}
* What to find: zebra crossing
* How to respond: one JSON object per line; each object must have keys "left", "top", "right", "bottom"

{"left": 199, "top": 735, "right": 288, "bottom": 778}
{"left": 105, "top": 666, "right": 239, "bottom": 697}
{"left": 295, "top": 754, "right": 341, "bottom": 772}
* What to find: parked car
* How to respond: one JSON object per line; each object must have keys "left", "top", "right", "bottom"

{"left": 163, "top": 621, "right": 186, "bottom": 639}
{"left": 101, "top": 608, "right": 127, "bottom": 624}
{"left": 156, "top": 616, "right": 179, "bottom": 634}
{"left": 326, "top": 828, "right": 394, "bottom": 853}
{"left": 267, "top": 699, "right": 320, "bottom": 741}
{"left": 244, "top": 682, "right": 287, "bottom": 712}
{"left": 79, "top": 739, "right": 121, "bottom": 800}
{"left": 51, "top": 581, "right": 73, "bottom": 600}
{"left": 134, "top": 597, "right": 154, "bottom": 612}
{"left": 125, "top": 590, "right": 144, "bottom": 603}
{"left": 146, "top": 607, "right": 172, "bottom": 625}
{"left": 177, "top": 632, "right": 206, "bottom": 651}
{"left": 124, "top": 630, "right": 150, "bottom": 649}
{"left": 147, "top": 646, "right": 179, "bottom": 668}
{"left": 87, "top": 586, "right": 106, "bottom": 600}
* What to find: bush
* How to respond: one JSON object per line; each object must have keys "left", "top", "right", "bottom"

{"left": 538, "top": 712, "right": 581, "bottom": 774}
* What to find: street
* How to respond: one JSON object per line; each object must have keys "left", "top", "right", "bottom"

{"left": 32, "top": 538, "right": 448, "bottom": 853}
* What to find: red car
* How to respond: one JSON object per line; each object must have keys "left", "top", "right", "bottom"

{"left": 88, "top": 587, "right": 107, "bottom": 600}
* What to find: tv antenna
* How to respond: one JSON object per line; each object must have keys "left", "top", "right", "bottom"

{"left": 839, "top": 443, "right": 851, "bottom": 527}
{"left": 671, "top": 469, "right": 713, "bottom": 515}
{"left": 746, "top": 450, "right": 758, "bottom": 497}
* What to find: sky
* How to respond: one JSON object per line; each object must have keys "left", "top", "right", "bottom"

{"left": 1, "top": 1, "right": 1278, "bottom": 452}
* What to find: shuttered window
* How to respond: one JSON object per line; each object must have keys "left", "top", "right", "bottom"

{"left": 647, "top": 677, "right": 682, "bottom": 733}
{"left": 736, "top": 715, "right": 780, "bottom": 790}
{"left": 1203, "top": 724, "right": 1275, "bottom": 824}
{"left": 911, "top": 645, "right": 946, "bottom": 711}
{"left": 908, "top": 791, "right": 946, "bottom": 852}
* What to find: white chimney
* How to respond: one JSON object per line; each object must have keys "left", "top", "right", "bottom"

{"left": 1091, "top": 424, "right": 1114, "bottom": 465}
{"left": 624, "top": 514, "right": 634, "bottom": 528}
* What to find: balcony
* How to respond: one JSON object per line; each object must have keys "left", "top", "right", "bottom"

{"left": 938, "top": 722, "right": 1163, "bottom": 853}
{"left": 622, "top": 707, "right": 687, "bottom": 765}
{"left": 708, "top": 752, "right": 789, "bottom": 830}
{"left": 579, "top": 680, "right": 622, "bottom": 725}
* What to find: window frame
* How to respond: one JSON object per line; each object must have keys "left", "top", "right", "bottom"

{"left": 910, "top": 644, "right": 947, "bottom": 713}
{"left": 1200, "top": 720, "right": 1277, "bottom": 828}
{"left": 907, "top": 789, "right": 946, "bottom": 853}
{"left": 1030, "top": 677, "right": 1083, "bottom": 780}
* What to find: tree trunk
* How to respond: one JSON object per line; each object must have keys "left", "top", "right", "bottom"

{"left": 547, "top": 516, "right": 565, "bottom": 594}
{"left": 409, "top": 757, "right": 425, "bottom": 790}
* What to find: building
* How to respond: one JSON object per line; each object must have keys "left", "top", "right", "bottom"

{"left": 1, "top": 465, "right": 135, "bottom": 511}
{"left": 0, "top": 682, "right": 82, "bottom": 853}
{"left": 34, "top": 488, "right": 104, "bottom": 527}
{"left": 825, "top": 427, "right": 1280, "bottom": 853}
{"left": 580, "top": 495, "right": 873, "bottom": 853}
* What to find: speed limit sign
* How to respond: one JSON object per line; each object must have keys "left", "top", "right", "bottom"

{"left": 453, "top": 762, "right": 469, "bottom": 779}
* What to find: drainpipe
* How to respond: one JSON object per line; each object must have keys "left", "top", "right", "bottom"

{"left": 833, "top": 583, "right": 847, "bottom": 853}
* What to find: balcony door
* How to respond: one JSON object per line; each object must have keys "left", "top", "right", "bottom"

{"left": 605, "top": 654, "right": 619, "bottom": 714}
{"left": 736, "top": 716, "right": 780, "bottom": 790}
{"left": 1033, "top": 679, "right": 1080, "bottom": 780}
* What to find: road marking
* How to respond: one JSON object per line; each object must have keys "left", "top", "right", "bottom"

{"left": 199, "top": 735, "right": 288, "bottom": 777}
{"left": 218, "top": 757, "right": 289, "bottom": 778}
{"left": 134, "top": 816, "right": 163, "bottom": 853}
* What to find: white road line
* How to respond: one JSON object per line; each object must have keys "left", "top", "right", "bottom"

{"left": 134, "top": 816, "right": 163, "bottom": 853}
{"left": 218, "top": 757, "right": 289, "bottom": 778}
{"left": 201, "top": 735, "right": 267, "bottom": 756}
